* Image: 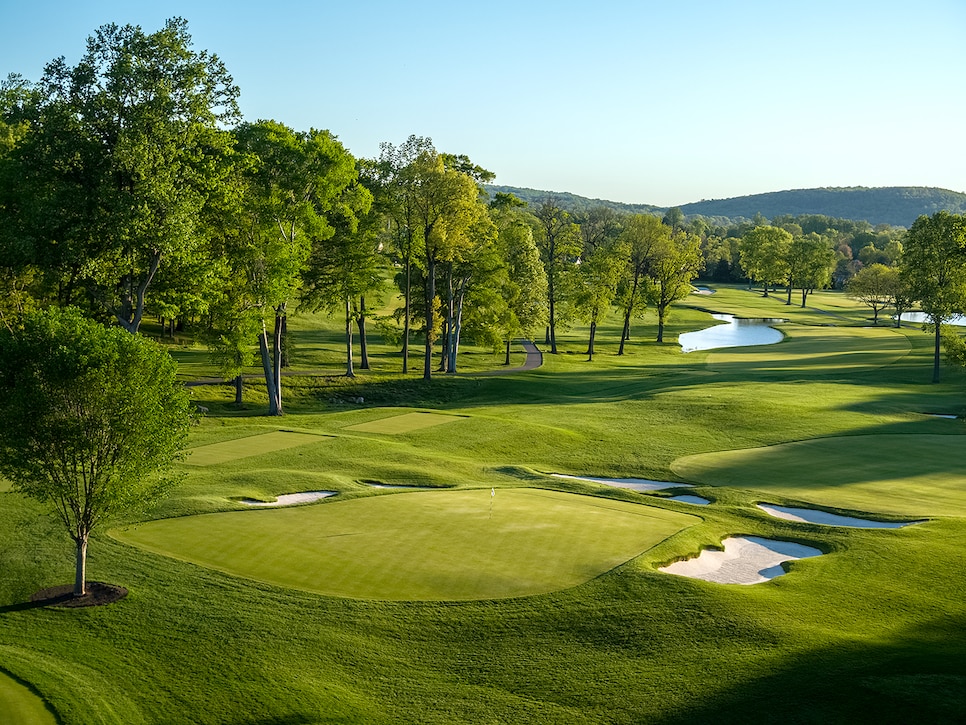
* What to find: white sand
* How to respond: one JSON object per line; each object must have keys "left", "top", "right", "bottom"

{"left": 669, "top": 495, "right": 710, "bottom": 505}
{"left": 551, "top": 474, "right": 692, "bottom": 491}
{"left": 757, "top": 503, "right": 919, "bottom": 529}
{"left": 660, "top": 536, "right": 822, "bottom": 585}
{"left": 240, "top": 491, "right": 336, "bottom": 507}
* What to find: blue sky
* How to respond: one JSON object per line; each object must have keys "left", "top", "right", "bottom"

{"left": 2, "top": 1, "right": 964, "bottom": 207}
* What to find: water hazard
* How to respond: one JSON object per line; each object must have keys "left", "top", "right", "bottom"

{"left": 679, "top": 314, "right": 785, "bottom": 353}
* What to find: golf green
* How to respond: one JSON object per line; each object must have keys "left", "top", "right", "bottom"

{"left": 112, "top": 488, "right": 698, "bottom": 600}
{"left": 0, "top": 671, "right": 56, "bottom": 725}
{"left": 672, "top": 434, "right": 966, "bottom": 517}
{"left": 184, "top": 431, "right": 329, "bottom": 466}
{"left": 344, "top": 411, "right": 465, "bottom": 434}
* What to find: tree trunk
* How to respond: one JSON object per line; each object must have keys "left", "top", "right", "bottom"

{"left": 423, "top": 256, "right": 436, "bottom": 381}
{"left": 74, "top": 536, "right": 88, "bottom": 597}
{"left": 259, "top": 320, "right": 281, "bottom": 416}
{"left": 548, "top": 276, "right": 558, "bottom": 354}
{"left": 280, "top": 314, "right": 289, "bottom": 368}
{"left": 801, "top": 289, "right": 808, "bottom": 308}
{"left": 403, "top": 258, "right": 411, "bottom": 374}
{"left": 449, "top": 285, "right": 467, "bottom": 373}
{"left": 345, "top": 295, "right": 355, "bottom": 378}
{"left": 933, "top": 321, "right": 942, "bottom": 383}
{"left": 587, "top": 320, "right": 596, "bottom": 361}
{"left": 357, "top": 295, "right": 370, "bottom": 370}
{"left": 234, "top": 375, "right": 243, "bottom": 406}
{"left": 505, "top": 338, "right": 511, "bottom": 366}
{"left": 786, "top": 282, "right": 792, "bottom": 305}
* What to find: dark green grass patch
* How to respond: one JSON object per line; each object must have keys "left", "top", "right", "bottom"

{"left": 342, "top": 411, "right": 466, "bottom": 434}
{"left": 672, "top": 434, "right": 966, "bottom": 517}
{"left": 184, "top": 430, "right": 332, "bottom": 466}
{"left": 0, "top": 670, "right": 56, "bottom": 725}
{"left": 112, "top": 488, "right": 698, "bottom": 600}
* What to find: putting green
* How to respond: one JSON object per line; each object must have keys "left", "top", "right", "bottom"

{"left": 673, "top": 434, "right": 966, "bottom": 517}
{"left": 112, "top": 488, "right": 697, "bottom": 600}
{"left": 0, "top": 671, "right": 56, "bottom": 725}
{"left": 185, "top": 431, "right": 329, "bottom": 466}
{"left": 344, "top": 411, "right": 465, "bottom": 434}
{"left": 705, "top": 325, "right": 910, "bottom": 374}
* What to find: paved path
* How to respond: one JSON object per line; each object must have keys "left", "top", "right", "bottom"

{"left": 469, "top": 339, "right": 543, "bottom": 377}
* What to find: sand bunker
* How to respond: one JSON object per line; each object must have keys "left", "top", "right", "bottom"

{"left": 660, "top": 536, "right": 822, "bottom": 585}
{"left": 669, "top": 495, "right": 710, "bottom": 505}
{"left": 240, "top": 491, "right": 336, "bottom": 507}
{"left": 757, "top": 504, "right": 919, "bottom": 528}
{"left": 551, "top": 474, "right": 692, "bottom": 491}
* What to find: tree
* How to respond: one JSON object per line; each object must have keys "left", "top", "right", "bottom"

{"left": 739, "top": 226, "right": 792, "bottom": 296}
{"left": 616, "top": 214, "right": 666, "bottom": 354}
{"left": 847, "top": 263, "right": 897, "bottom": 324}
{"left": 650, "top": 229, "right": 702, "bottom": 343}
{"left": 534, "top": 199, "right": 581, "bottom": 353}
{"left": 0, "top": 307, "right": 193, "bottom": 597}
{"left": 787, "top": 233, "right": 835, "bottom": 307}
{"left": 6, "top": 19, "right": 239, "bottom": 332}
{"left": 900, "top": 212, "right": 966, "bottom": 382}
{"left": 576, "top": 240, "right": 626, "bottom": 360}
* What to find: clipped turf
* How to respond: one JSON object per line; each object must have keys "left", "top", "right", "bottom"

{"left": 112, "top": 488, "right": 698, "bottom": 600}
{"left": 343, "top": 411, "right": 465, "bottom": 434}
{"left": 0, "top": 671, "right": 56, "bottom": 725}
{"left": 184, "top": 431, "right": 330, "bottom": 466}
{"left": 672, "top": 434, "right": 966, "bottom": 517}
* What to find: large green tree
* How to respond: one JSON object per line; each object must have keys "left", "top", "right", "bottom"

{"left": 5, "top": 19, "right": 239, "bottom": 332}
{"left": 739, "top": 226, "right": 792, "bottom": 297}
{"left": 847, "top": 263, "right": 898, "bottom": 324}
{"left": 787, "top": 233, "right": 835, "bottom": 307}
{"left": 616, "top": 214, "right": 666, "bottom": 354}
{"left": 0, "top": 307, "right": 193, "bottom": 596}
{"left": 650, "top": 229, "right": 702, "bottom": 343}
{"left": 534, "top": 199, "right": 581, "bottom": 354}
{"left": 900, "top": 212, "right": 966, "bottom": 382}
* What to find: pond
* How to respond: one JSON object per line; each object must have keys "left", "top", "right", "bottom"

{"left": 679, "top": 314, "right": 785, "bottom": 353}
{"left": 897, "top": 311, "right": 966, "bottom": 326}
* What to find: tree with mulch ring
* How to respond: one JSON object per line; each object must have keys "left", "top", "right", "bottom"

{"left": 0, "top": 307, "right": 193, "bottom": 603}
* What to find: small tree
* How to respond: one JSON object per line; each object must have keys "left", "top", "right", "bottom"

{"left": 0, "top": 307, "right": 193, "bottom": 597}
{"left": 847, "top": 263, "right": 897, "bottom": 324}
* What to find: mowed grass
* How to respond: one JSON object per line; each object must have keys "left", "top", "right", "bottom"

{"left": 342, "top": 411, "right": 465, "bottom": 435}
{"left": 673, "top": 433, "right": 966, "bottom": 517}
{"left": 0, "top": 671, "right": 56, "bottom": 725}
{"left": 184, "top": 430, "right": 331, "bottom": 466}
{"left": 112, "top": 488, "right": 698, "bottom": 600}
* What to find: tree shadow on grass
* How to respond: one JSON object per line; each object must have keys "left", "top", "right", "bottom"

{"left": 653, "top": 614, "right": 966, "bottom": 725}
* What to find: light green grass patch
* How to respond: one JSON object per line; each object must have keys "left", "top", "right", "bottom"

{"left": 705, "top": 326, "right": 911, "bottom": 374}
{"left": 113, "top": 488, "right": 697, "bottom": 600}
{"left": 0, "top": 671, "right": 56, "bottom": 725}
{"left": 672, "top": 434, "right": 966, "bottom": 517}
{"left": 0, "top": 480, "right": 11, "bottom": 493}
{"left": 184, "top": 431, "right": 330, "bottom": 466}
{"left": 344, "top": 411, "right": 465, "bottom": 434}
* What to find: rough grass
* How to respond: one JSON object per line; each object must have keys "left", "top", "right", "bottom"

{"left": 2, "top": 284, "right": 966, "bottom": 724}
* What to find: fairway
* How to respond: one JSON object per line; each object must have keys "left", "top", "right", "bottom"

{"left": 0, "top": 671, "right": 56, "bottom": 725}
{"left": 705, "top": 325, "right": 911, "bottom": 374}
{"left": 112, "top": 488, "right": 697, "bottom": 600}
{"left": 184, "top": 431, "right": 330, "bottom": 466}
{"left": 343, "top": 411, "right": 465, "bottom": 434}
{"left": 673, "top": 434, "right": 966, "bottom": 517}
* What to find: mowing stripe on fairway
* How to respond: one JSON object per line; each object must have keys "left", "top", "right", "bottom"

{"left": 0, "top": 671, "right": 56, "bottom": 725}
{"left": 184, "top": 431, "right": 331, "bottom": 466}
{"left": 344, "top": 411, "right": 466, "bottom": 434}
{"left": 672, "top": 434, "right": 966, "bottom": 517}
{"left": 112, "top": 488, "right": 698, "bottom": 600}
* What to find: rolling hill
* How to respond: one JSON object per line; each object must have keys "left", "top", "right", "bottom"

{"left": 486, "top": 184, "right": 966, "bottom": 228}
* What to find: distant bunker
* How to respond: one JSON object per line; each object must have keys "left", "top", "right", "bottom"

{"left": 113, "top": 488, "right": 698, "bottom": 601}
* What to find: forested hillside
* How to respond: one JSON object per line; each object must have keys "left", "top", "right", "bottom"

{"left": 487, "top": 184, "right": 966, "bottom": 228}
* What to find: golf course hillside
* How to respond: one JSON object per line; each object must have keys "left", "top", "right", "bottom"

{"left": 2, "top": 284, "right": 966, "bottom": 724}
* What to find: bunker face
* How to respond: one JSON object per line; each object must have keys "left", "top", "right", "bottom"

{"left": 240, "top": 491, "right": 336, "bottom": 507}
{"left": 669, "top": 495, "right": 710, "bottom": 506}
{"left": 757, "top": 504, "right": 918, "bottom": 529}
{"left": 551, "top": 474, "right": 693, "bottom": 491}
{"left": 660, "top": 536, "right": 822, "bottom": 585}
{"left": 112, "top": 488, "right": 698, "bottom": 601}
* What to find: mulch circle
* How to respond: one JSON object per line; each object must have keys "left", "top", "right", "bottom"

{"left": 30, "top": 582, "right": 128, "bottom": 608}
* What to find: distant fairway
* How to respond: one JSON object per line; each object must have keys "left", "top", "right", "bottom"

{"left": 705, "top": 325, "right": 911, "bottom": 374}
{"left": 185, "top": 431, "right": 330, "bottom": 466}
{"left": 343, "top": 411, "right": 465, "bottom": 434}
{"left": 112, "top": 488, "right": 697, "bottom": 600}
{"left": 0, "top": 671, "right": 55, "bottom": 725}
{"left": 673, "top": 434, "right": 966, "bottom": 517}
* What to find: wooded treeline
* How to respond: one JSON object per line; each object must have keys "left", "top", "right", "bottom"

{"left": 2, "top": 18, "right": 966, "bottom": 418}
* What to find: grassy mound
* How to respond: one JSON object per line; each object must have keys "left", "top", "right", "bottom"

{"left": 112, "top": 488, "right": 697, "bottom": 600}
